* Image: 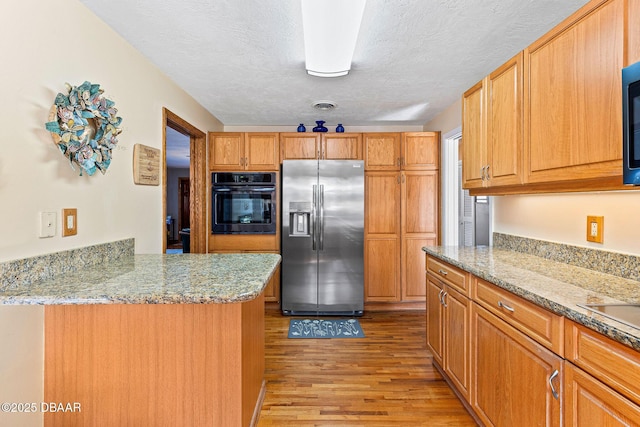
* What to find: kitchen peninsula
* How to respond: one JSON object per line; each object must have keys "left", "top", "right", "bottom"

{"left": 1, "top": 249, "right": 281, "bottom": 427}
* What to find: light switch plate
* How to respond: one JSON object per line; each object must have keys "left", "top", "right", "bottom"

{"left": 62, "top": 208, "right": 77, "bottom": 237}
{"left": 586, "top": 215, "right": 604, "bottom": 243}
{"left": 39, "top": 212, "right": 56, "bottom": 238}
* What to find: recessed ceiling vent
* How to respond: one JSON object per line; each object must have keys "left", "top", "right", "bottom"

{"left": 313, "top": 101, "right": 336, "bottom": 111}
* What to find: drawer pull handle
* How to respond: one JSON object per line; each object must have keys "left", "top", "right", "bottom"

{"left": 549, "top": 369, "right": 559, "bottom": 399}
{"left": 498, "top": 300, "right": 515, "bottom": 312}
{"left": 438, "top": 269, "right": 448, "bottom": 276}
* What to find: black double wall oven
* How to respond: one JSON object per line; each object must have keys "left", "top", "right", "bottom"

{"left": 211, "top": 172, "right": 277, "bottom": 234}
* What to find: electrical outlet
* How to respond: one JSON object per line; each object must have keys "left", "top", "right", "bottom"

{"left": 62, "top": 208, "right": 77, "bottom": 237}
{"left": 586, "top": 215, "right": 604, "bottom": 243}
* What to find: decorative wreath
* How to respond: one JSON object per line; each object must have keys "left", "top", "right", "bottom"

{"left": 45, "top": 81, "right": 123, "bottom": 176}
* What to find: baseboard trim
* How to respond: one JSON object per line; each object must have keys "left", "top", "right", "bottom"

{"left": 251, "top": 379, "right": 267, "bottom": 427}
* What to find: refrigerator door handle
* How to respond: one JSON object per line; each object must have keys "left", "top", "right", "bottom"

{"left": 311, "top": 185, "right": 317, "bottom": 251}
{"left": 319, "top": 184, "right": 325, "bottom": 251}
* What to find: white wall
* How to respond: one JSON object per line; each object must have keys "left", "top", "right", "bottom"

{"left": 425, "top": 101, "right": 640, "bottom": 256}
{"left": 0, "top": 306, "right": 44, "bottom": 427}
{"left": 0, "top": 0, "right": 223, "bottom": 263}
{"left": 0, "top": 1, "right": 223, "bottom": 419}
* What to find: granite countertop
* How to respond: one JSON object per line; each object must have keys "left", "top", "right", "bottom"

{"left": 423, "top": 246, "right": 640, "bottom": 351}
{"left": 0, "top": 253, "right": 281, "bottom": 305}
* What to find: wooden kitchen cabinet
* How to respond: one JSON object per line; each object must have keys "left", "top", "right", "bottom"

{"left": 565, "top": 320, "right": 640, "bottom": 406}
{"left": 280, "top": 133, "right": 362, "bottom": 161}
{"left": 525, "top": 0, "right": 624, "bottom": 184}
{"left": 401, "top": 171, "right": 438, "bottom": 300}
{"left": 474, "top": 277, "right": 564, "bottom": 354}
{"left": 471, "top": 303, "right": 562, "bottom": 426}
{"left": 401, "top": 132, "right": 439, "bottom": 170}
{"left": 322, "top": 133, "right": 362, "bottom": 160}
{"left": 426, "top": 257, "right": 472, "bottom": 400}
{"left": 564, "top": 362, "right": 640, "bottom": 426}
{"left": 364, "top": 133, "right": 401, "bottom": 170}
{"left": 209, "top": 132, "right": 279, "bottom": 171}
{"left": 364, "top": 132, "right": 439, "bottom": 171}
{"left": 462, "top": 80, "right": 485, "bottom": 189}
{"left": 462, "top": 52, "right": 523, "bottom": 190}
{"left": 364, "top": 133, "right": 440, "bottom": 306}
{"left": 364, "top": 172, "right": 401, "bottom": 301}
{"left": 280, "top": 133, "right": 321, "bottom": 160}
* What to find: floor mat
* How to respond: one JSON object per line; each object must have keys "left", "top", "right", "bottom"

{"left": 288, "top": 318, "right": 365, "bottom": 338}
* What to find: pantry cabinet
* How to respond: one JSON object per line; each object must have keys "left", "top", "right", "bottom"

{"left": 280, "top": 133, "right": 362, "bottom": 161}
{"left": 209, "top": 132, "right": 279, "bottom": 171}
{"left": 401, "top": 132, "right": 439, "bottom": 170}
{"left": 364, "top": 133, "right": 440, "bottom": 305}
{"left": 363, "top": 133, "right": 401, "bottom": 170}
{"left": 401, "top": 171, "right": 438, "bottom": 300}
{"left": 364, "top": 172, "right": 401, "bottom": 301}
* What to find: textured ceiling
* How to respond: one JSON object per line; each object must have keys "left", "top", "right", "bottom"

{"left": 79, "top": 0, "right": 590, "bottom": 130}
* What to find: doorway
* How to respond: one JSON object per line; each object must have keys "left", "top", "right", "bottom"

{"left": 441, "top": 128, "right": 491, "bottom": 247}
{"left": 162, "top": 109, "right": 207, "bottom": 254}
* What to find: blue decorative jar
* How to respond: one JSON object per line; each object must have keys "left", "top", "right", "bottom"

{"left": 336, "top": 123, "right": 345, "bottom": 133}
{"left": 312, "top": 120, "right": 328, "bottom": 132}
{"left": 297, "top": 123, "right": 306, "bottom": 132}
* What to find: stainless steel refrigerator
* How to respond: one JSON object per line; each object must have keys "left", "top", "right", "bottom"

{"left": 281, "top": 160, "right": 364, "bottom": 316}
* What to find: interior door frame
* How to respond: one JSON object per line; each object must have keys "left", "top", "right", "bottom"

{"left": 442, "top": 127, "right": 462, "bottom": 246}
{"left": 162, "top": 108, "right": 207, "bottom": 253}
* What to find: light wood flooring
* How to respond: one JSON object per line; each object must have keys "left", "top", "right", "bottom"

{"left": 258, "top": 308, "right": 477, "bottom": 426}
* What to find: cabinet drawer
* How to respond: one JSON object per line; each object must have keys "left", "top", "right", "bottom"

{"left": 473, "top": 278, "right": 564, "bottom": 354}
{"left": 426, "top": 256, "right": 469, "bottom": 296}
{"left": 565, "top": 320, "right": 640, "bottom": 406}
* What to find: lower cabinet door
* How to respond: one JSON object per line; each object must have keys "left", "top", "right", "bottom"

{"left": 472, "top": 303, "right": 562, "bottom": 427}
{"left": 426, "top": 276, "right": 444, "bottom": 366}
{"left": 564, "top": 362, "right": 640, "bottom": 426}
{"left": 444, "top": 286, "right": 471, "bottom": 401}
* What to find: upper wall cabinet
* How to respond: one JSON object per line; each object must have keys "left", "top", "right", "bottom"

{"left": 525, "top": 0, "right": 624, "bottom": 185}
{"left": 462, "top": 0, "right": 637, "bottom": 194}
{"left": 280, "top": 133, "right": 363, "bottom": 161}
{"left": 322, "top": 133, "right": 363, "bottom": 160}
{"left": 209, "top": 132, "right": 279, "bottom": 171}
{"left": 462, "top": 53, "right": 523, "bottom": 189}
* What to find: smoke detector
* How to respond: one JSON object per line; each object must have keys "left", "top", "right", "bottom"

{"left": 312, "top": 101, "right": 336, "bottom": 111}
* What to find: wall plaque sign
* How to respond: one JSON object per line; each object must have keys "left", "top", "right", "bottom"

{"left": 133, "top": 144, "right": 160, "bottom": 185}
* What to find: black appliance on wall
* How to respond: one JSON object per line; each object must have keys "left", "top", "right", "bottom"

{"left": 623, "top": 60, "right": 640, "bottom": 185}
{"left": 211, "top": 172, "right": 276, "bottom": 234}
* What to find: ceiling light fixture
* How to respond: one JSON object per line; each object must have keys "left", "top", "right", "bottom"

{"left": 301, "top": 0, "right": 366, "bottom": 78}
